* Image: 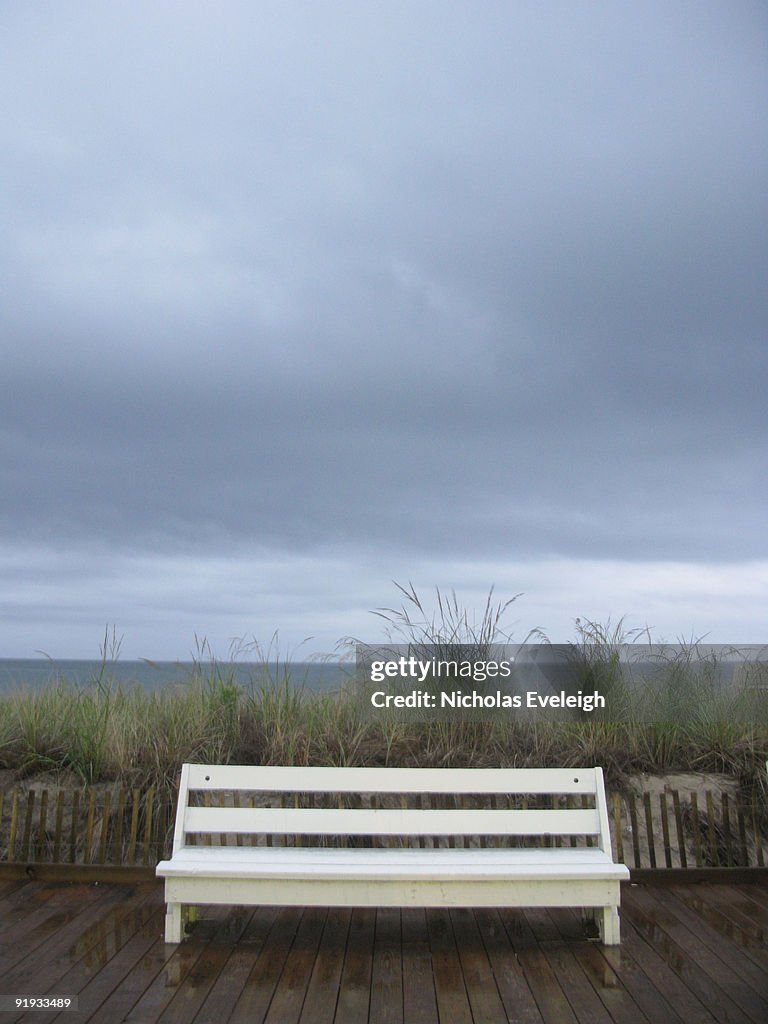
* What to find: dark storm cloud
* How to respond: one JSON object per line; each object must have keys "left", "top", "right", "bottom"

{"left": 1, "top": 2, "right": 767, "bottom": 655}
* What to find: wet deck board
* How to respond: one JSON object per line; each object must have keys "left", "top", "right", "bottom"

{"left": 0, "top": 881, "right": 765, "bottom": 1023}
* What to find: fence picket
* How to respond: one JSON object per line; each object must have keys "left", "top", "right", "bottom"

{"left": 21, "top": 791, "right": 35, "bottom": 861}
{"left": 114, "top": 789, "right": 125, "bottom": 863}
{"left": 53, "top": 790, "right": 65, "bottom": 862}
{"left": 705, "top": 791, "right": 718, "bottom": 866}
{"left": 737, "top": 800, "right": 749, "bottom": 867}
{"left": 37, "top": 790, "right": 49, "bottom": 861}
{"left": 660, "top": 793, "right": 672, "bottom": 868}
{"left": 127, "top": 788, "right": 140, "bottom": 864}
{"left": 751, "top": 792, "right": 764, "bottom": 867}
{"left": 627, "top": 793, "right": 641, "bottom": 868}
{"left": 643, "top": 792, "right": 656, "bottom": 868}
{"left": 69, "top": 790, "right": 80, "bottom": 863}
{"left": 7, "top": 791, "right": 19, "bottom": 861}
{"left": 84, "top": 790, "right": 96, "bottom": 865}
{"left": 672, "top": 790, "right": 687, "bottom": 868}
{"left": 142, "top": 788, "right": 155, "bottom": 867}
{"left": 721, "top": 793, "right": 733, "bottom": 866}
{"left": 612, "top": 792, "right": 624, "bottom": 863}
{"left": 690, "top": 792, "right": 703, "bottom": 868}
{"left": 98, "top": 791, "right": 111, "bottom": 864}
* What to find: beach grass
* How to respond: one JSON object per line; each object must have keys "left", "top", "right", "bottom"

{"left": 1, "top": 593, "right": 766, "bottom": 802}
{"left": 0, "top": 658, "right": 766, "bottom": 800}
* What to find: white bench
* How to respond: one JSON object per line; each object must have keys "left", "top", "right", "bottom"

{"left": 156, "top": 764, "right": 629, "bottom": 945}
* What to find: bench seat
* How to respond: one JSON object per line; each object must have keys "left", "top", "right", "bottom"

{"left": 158, "top": 845, "right": 628, "bottom": 883}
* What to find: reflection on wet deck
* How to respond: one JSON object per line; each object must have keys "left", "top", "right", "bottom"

{"left": 0, "top": 879, "right": 766, "bottom": 1022}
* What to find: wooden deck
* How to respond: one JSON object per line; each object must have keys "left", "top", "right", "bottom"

{"left": 1, "top": 879, "right": 767, "bottom": 1023}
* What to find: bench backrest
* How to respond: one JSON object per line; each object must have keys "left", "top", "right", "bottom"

{"left": 171, "top": 764, "right": 615, "bottom": 857}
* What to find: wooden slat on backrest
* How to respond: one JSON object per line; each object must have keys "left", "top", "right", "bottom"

{"left": 183, "top": 805, "right": 601, "bottom": 837}
{"left": 184, "top": 764, "right": 599, "bottom": 795}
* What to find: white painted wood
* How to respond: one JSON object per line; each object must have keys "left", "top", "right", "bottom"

{"left": 182, "top": 805, "right": 600, "bottom": 837}
{"left": 170, "top": 763, "right": 190, "bottom": 858}
{"left": 599, "top": 906, "right": 621, "bottom": 945}
{"left": 162, "top": 874, "right": 621, "bottom": 910}
{"left": 164, "top": 903, "right": 182, "bottom": 943}
{"left": 157, "top": 849, "right": 628, "bottom": 882}
{"left": 158, "top": 845, "right": 622, "bottom": 865}
{"left": 185, "top": 763, "right": 600, "bottom": 794}
{"left": 157, "top": 763, "right": 629, "bottom": 947}
{"left": 594, "top": 766, "right": 615, "bottom": 857}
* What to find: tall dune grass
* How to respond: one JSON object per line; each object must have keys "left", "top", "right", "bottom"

{"left": 0, "top": 592, "right": 766, "bottom": 802}
{"left": 0, "top": 658, "right": 765, "bottom": 796}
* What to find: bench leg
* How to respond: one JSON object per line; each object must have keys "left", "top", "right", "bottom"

{"left": 598, "top": 906, "right": 621, "bottom": 945}
{"left": 165, "top": 903, "right": 184, "bottom": 943}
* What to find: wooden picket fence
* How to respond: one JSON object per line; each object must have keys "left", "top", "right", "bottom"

{"left": 0, "top": 784, "right": 766, "bottom": 871}
{"left": 612, "top": 788, "right": 766, "bottom": 870}
{"left": 0, "top": 786, "right": 174, "bottom": 868}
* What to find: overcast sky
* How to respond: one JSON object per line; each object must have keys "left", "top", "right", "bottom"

{"left": 1, "top": 1, "right": 767, "bottom": 660}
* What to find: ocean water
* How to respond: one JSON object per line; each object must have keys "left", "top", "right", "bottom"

{"left": 1, "top": 645, "right": 764, "bottom": 695}
{"left": 0, "top": 659, "right": 353, "bottom": 694}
